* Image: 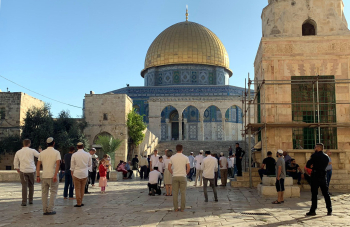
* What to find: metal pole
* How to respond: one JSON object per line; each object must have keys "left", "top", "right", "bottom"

{"left": 244, "top": 78, "right": 247, "bottom": 172}
{"left": 316, "top": 76, "right": 321, "bottom": 143}
{"left": 248, "top": 73, "right": 252, "bottom": 188}
{"left": 313, "top": 83, "right": 316, "bottom": 146}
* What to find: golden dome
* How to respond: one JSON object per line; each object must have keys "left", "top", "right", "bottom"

{"left": 142, "top": 21, "right": 231, "bottom": 76}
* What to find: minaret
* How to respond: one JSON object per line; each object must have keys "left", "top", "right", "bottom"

{"left": 262, "top": 0, "right": 349, "bottom": 37}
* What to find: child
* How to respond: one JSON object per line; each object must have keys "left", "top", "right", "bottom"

{"left": 157, "top": 157, "right": 165, "bottom": 187}
{"left": 99, "top": 160, "right": 108, "bottom": 193}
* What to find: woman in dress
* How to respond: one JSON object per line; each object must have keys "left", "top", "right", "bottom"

{"left": 163, "top": 150, "right": 173, "bottom": 196}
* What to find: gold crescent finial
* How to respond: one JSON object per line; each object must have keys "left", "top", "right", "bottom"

{"left": 186, "top": 5, "right": 189, "bottom": 21}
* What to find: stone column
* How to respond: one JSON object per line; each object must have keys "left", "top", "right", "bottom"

{"left": 179, "top": 116, "right": 183, "bottom": 141}
{"left": 199, "top": 117, "right": 204, "bottom": 141}
{"left": 184, "top": 118, "right": 188, "bottom": 141}
{"left": 166, "top": 119, "right": 171, "bottom": 141}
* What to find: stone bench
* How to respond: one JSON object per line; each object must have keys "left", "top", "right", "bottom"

{"left": 257, "top": 176, "right": 300, "bottom": 198}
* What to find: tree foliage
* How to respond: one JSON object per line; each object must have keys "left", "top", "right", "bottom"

{"left": 94, "top": 135, "right": 122, "bottom": 165}
{"left": 13, "top": 105, "right": 88, "bottom": 154}
{"left": 0, "top": 135, "right": 22, "bottom": 155}
{"left": 126, "top": 109, "right": 146, "bottom": 160}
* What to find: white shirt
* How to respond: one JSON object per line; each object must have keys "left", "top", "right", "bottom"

{"left": 231, "top": 157, "right": 236, "bottom": 165}
{"left": 228, "top": 158, "right": 233, "bottom": 168}
{"left": 188, "top": 155, "right": 195, "bottom": 168}
{"left": 219, "top": 156, "right": 228, "bottom": 169}
{"left": 157, "top": 161, "right": 165, "bottom": 173}
{"left": 70, "top": 149, "right": 92, "bottom": 179}
{"left": 163, "top": 157, "right": 171, "bottom": 170}
{"left": 38, "top": 147, "right": 61, "bottom": 178}
{"left": 169, "top": 153, "right": 190, "bottom": 177}
{"left": 194, "top": 155, "right": 204, "bottom": 170}
{"left": 202, "top": 156, "right": 218, "bottom": 179}
{"left": 139, "top": 157, "right": 148, "bottom": 167}
{"left": 150, "top": 154, "right": 159, "bottom": 169}
{"left": 149, "top": 170, "right": 162, "bottom": 184}
{"left": 13, "top": 147, "right": 40, "bottom": 173}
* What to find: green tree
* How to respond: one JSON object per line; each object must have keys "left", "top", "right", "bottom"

{"left": 20, "top": 106, "right": 88, "bottom": 154}
{"left": 0, "top": 135, "right": 22, "bottom": 155}
{"left": 95, "top": 135, "right": 122, "bottom": 167}
{"left": 126, "top": 109, "right": 146, "bottom": 161}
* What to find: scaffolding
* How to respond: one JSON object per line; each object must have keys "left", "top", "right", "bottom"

{"left": 241, "top": 74, "right": 350, "bottom": 188}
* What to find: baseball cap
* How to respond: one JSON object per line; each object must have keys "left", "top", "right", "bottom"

{"left": 46, "top": 137, "right": 54, "bottom": 143}
{"left": 277, "top": 149, "right": 283, "bottom": 155}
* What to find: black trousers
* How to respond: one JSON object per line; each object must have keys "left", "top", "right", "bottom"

{"left": 123, "top": 170, "right": 133, "bottom": 178}
{"left": 310, "top": 176, "right": 332, "bottom": 212}
{"left": 85, "top": 177, "right": 89, "bottom": 193}
{"left": 236, "top": 158, "right": 242, "bottom": 176}
{"left": 140, "top": 166, "right": 148, "bottom": 179}
{"left": 89, "top": 170, "right": 97, "bottom": 185}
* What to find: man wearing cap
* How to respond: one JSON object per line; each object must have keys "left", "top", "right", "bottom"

{"left": 70, "top": 142, "right": 92, "bottom": 207}
{"left": 187, "top": 152, "right": 195, "bottom": 181}
{"left": 219, "top": 152, "right": 228, "bottom": 186}
{"left": 14, "top": 139, "right": 41, "bottom": 206}
{"left": 272, "top": 149, "right": 286, "bottom": 204}
{"left": 306, "top": 143, "right": 332, "bottom": 216}
{"left": 194, "top": 150, "right": 204, "bottom": 187}
{"left": 36, "top": 137, "right": 61, "bottom": 215}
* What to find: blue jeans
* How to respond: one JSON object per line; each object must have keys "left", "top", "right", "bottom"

{"left": 326, "top": 170, "right": 332, "bottom": 187}
{"left": 188, "top": 168, "right": 194, "bottom": 181}
{"left": 63, "top": 170, "right": 74, "bottom": 198}
{"left": 233, "top": 165, "right": 238, "bottom": 176}
{"left": 59, "top": 171, "right": 65, "bottom": 181}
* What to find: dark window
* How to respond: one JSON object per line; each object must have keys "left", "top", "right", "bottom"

{"left": 302, "top": 20, "right": 316, "bottom": 36}
{"left": 0, "top": 107, "right": 5, "bottom": 119}
{"left": 291, "top": 76, "right": 337, "bottom": 149}
{"left": 103, "top": 113, "right": 108, "bottom": 121}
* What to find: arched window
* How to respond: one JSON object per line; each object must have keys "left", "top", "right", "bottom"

{"left": 302, "top": 19, "right": 317, "bottom": 36}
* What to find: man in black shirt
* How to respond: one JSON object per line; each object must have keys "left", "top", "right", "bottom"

{"left": 258, "top": 151, "right": 275, "bottom": 181}
{"left": 306, "top": 143, "right": 332, "bottom": 216}
{"left": 286, "top": 159, "right": 303, "bottom": 185}
{"left": 235, "top": 143, "right": 245, "bottom": 176}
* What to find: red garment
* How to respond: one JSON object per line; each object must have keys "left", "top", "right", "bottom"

{"left": 99, "top": 164, "right": 107, "bottom": 177}
{"left": 305, "top": 167, "right": 312, "bottom": 175}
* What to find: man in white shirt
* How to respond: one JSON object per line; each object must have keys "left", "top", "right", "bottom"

{"left": 194, "top": 150, "right": 204, "bottom": 187}
{"left": 70, "top": 142, "right": 92, "bottom": 207}
{"left": 36, "top": 137, "right": 61, "bottom": 215}
{"left": 14, "top": 139, "right": 40, "bottom": 206}
{"left": 188, "top": 152, "right": 195, "bottom": 181}
{"left": 85, "top": 148, "right": 97, "bottom": 194}
{"left": 150, "top": 149, "right": 159, "bottom": 171}
{"left": 168, "top": 144, "right": 190, "bottom": 212}
{"left": 139, "top": 155, "right": 149, "bottom": 180}
{"left": 202, "top": 151, "right": 218, "bottom": 202}
{"left": 148, "top": 166, "right": 162, "bottom": 196}
{"left": 219, "top": 152, "right": 228, "bottom": 186}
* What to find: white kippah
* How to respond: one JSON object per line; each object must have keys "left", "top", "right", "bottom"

{"left": 46, "top": 137, "right": 54, "bottom": 143}
{"left": 77, "top": 142, "right": 83, "bottom": 146}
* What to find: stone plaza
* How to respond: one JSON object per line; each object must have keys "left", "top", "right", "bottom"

{"left": 0, "top": 179, "right": 350, "bottom": 227}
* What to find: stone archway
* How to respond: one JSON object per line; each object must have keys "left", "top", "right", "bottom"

{"left": 182, "top": 105, "right": 200, "bottom": 140}
{"left": 203, "top": 105, "right": 223, "bottom": 141}
{"left": 225, "top": 105, "right": 243, "bottom": 140}
{"left": 161, "top": 105, "right": 183, "bottom": 141}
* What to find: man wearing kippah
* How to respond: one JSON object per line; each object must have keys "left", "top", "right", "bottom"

{"left": 36, "top": 137, "right": 61, "bottom": 215}
{"left": 71, "top": 142, "right": 92, "bottom": 207}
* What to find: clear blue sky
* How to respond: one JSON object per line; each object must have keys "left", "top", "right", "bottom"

{"left": 1, "top": 0, "right": 349, "bottom": 117}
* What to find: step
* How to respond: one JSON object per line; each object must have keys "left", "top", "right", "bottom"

{"left": 263, "top": 177, "right": 293, "bottom": 186}
{"left": 332, "top": 169, "right": 348, "bottom": 174}
{"left": 257, "top": 184, "right": 300, "bottom": 198}
{"left": 236, "top": 176, "right": 260, "bottom": 182}
{"left": 231, "top": 180, "right": 260, "bottom": 188}
{"left": 242, "top": 172, "right": 260, "bottom": 177}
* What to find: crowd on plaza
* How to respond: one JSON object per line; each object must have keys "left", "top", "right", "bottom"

{"left": 13, "top": 137, "right": 333, "bottom": 216}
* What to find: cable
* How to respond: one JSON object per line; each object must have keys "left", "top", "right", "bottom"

{"left": 0, "top": 74, "right": 82, "bottom": 109}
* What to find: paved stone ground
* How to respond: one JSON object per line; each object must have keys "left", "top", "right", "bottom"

{"left": 0, "top": 179, "right": 350, "bottom": 227}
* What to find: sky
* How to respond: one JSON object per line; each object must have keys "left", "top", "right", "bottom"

{"left": 1, "top": 0, "right": 349, "bottom": 117}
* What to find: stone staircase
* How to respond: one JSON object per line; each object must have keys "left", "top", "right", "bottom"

{"left": 230, "top": 167, "right": 261, "bottom": 188}
{"left": 155, "top": 140, "right": 247, "bottom": 156}
{"left": 297, "top": 169, "right": 350, "bottom": 191}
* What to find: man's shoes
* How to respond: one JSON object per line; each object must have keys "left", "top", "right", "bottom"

{"left": 214, "top": 199, "right": 218, "bottom": 202}
{"left": 329, "top": 192, "right": 333, "bottom": 196}
{"left": 85, "top": 192, "right": 91, "bottom": 194}
{"left": 81, "top": 204, "right": 84, "bottom": 206}
{"left": 327, "top": 209, "right": 332, "bottom": 216}
{"left": 44, "top": 211, "right": 56, "bottom": 215}
{"left": 297, "top": 182, "right": 301, "bottom": 185}
{"left": 21, "top": 204, "right": 26, "bottom": 206}
{"left": 29, "top": 202, "right": 33, "bottom": 205}
{"left": 74, "top": 204, "right": 82, "bottom": 207}
{"left": 306, "top": 211, "right": 316, "bottom": 216}
{"left": 204, "top": 199, "right": 208, "bottom": 202}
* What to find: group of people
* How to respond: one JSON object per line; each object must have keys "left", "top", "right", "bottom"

{"left": 258, "top": 144, "right": 333, "bottom": 216}
{"left": 13, "top": 137, "right": 111, "bottom": 215}
{"left": 142, "top": 143, "right": 245, "bottom": 212}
